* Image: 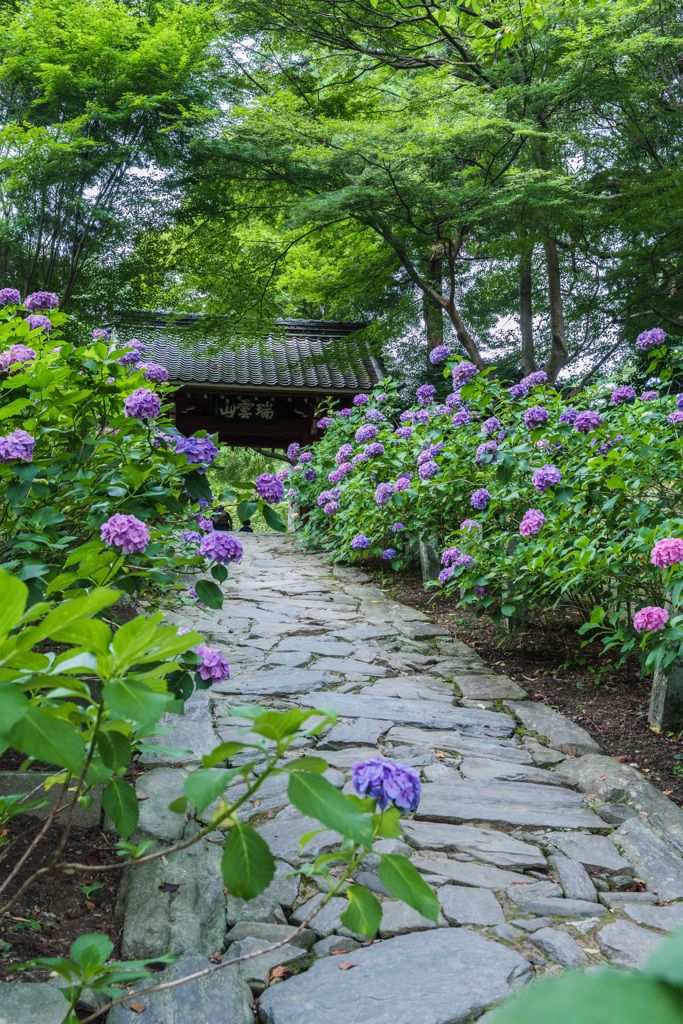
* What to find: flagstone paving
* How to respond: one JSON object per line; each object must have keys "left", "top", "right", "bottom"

{"left": 115, "top": 533, "right": 683, "bottom": 1023}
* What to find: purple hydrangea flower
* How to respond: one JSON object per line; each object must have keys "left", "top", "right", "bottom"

{"left": 399, "top": 410, "right": 413, "bottom": 422}
{"left": 316, "top": 417, "right": 333, "bottom": 429}
{"left": 196, "top": 646, "right": 230, "bottom": 683}
{"left": 471, "top": 488, "right": 491, "bottom": 510}
{"left": 452, "top": 409, "right": 470, "bottom": 427}
{"left": 299, "top": 452, "right": 314, "bottom": 463}
{"left": 328, "top": 468, "right": 342, "bottom": 483}
{"left": 183, "top": 531, "right": 201, "bottom": 543}
{"left": 392, "top": 522, "right": 405, "bottom": 532}
{"left": 668, "top": 410, "right": 683, "bottom": 426}
{"left": 559, "top": 407, "right": 580, "bottom": 425}
{"left": 23, "top": 291, "right": 58, "bottom": 311}
{"left": 175, "top": 436, "right": 218, "bottom": 467}
{"left": 482, "top": 416, "right": 501, "bottom": 436}
{"left": 352, "top": 452, "right": 368, "bottom": 465}
{"left": 177, "top": 626, "right": 192, "bottom": 635}
{"left": 365, "top": 409, "right": 386, "bottom": 422}
{"left": 199, "top": 532, "right": 243, "bottom": 563}
{"left": 0, "top": 344, "right": 36, "bottom": 373}
{"left": 288, "top": 488, "right": 296, "bottom": 498}
{"left": 351, "top": 755, "right": 421, "bottom": 813}
{"left": 676, "top": 394, "right": 683, "bottom": 411}
{"left": 317, "top": 490, "right": 335, "bottom": 506}
{"left": 441, "top": 546, "right": 462, "bottom": 566}
{"left": 374, "top": 481, "right": 396, "bottom": 505}
{"left": 92, "top": 328, "right": 109, "bottom": 342}
{"left": 0, "top": 429, "right": 35, "bottom": 462}
{"left": 124, "top": 387, "right": 161, "bottom": 420}
{"left": 365, "top": 442, "right": 384, "bottom": 457}
{"left": 196, "top": 515, "right": 214, "bottom": 531}
{"left": 375, "top": 392, "right": 387, "bottom": 402}
{"left": 26, "top": 314, "right": 51, "bottom": 333}
{"left": 460, "top": 519, "right": 480, "bottom": 532}
{"left": 520, "top": 370, "right": 548, "bottom": 387}
{"left": 651, "top": 539, "right": 683, "bottom": 568}
{"left": 382, "top": 548, "right": 397, "bottom": 560}
{"left": 395, "top": 474, "right": 412, "bottom": 491}
{"left": 276, "top": 468, "right": 289, "bottom": 481}
{"left": 351, "top": 535, "right": 371, "bottom": 550}
{"left": 0, "top": 288, "right": 21, "bottom": 305}
{"left": 524, "top": 406, "right": 549, "bottom": 429}
{"left": 336, "top": 462, "right": 353, "bottom": 479}
{"left": 336, "top": 443, "right": 354, "bottom": 464}
{"left": 574, "top": 410, "right": 604, "bottom": 433}
{"left": 413, "top": 409, "right": 431, "bottom": 426}
{"left": 118, "top": 348, "right": 143, "bottom": 367}
{"left": 452, "top": 361, "right": 479, "bottom": 385}
{"left": 324, "top": 501, "right": 339, "bottom": 514}
{"left": 355, "top": 424, "right": 378, "bottom": 444}
{"left": 445, "top": 391, "right": 462, "bottom": 411}
{"left": 591, "top": 433, "right": 622, "bottom": 456}
{"left": 637, "top": 328, "right": 667, "bottom": 351}
{"left": 439, "top": 566, "right": 455, "bottom": 584}
{"left": 519, "top": 508, "right": 546, "bottom": 537}
{"left": 641, "top": 391, "right": 659, "bottom": 402}
{"left": 353, "top": 393, "right": 369, "bottom": 406}
{"left": 339, "top": 407, "right": 352, "bottom": 417}
{"left": 434, "top": 403, "right": 450, "bottom": 416}
{"left": 287, "top": 442, "right": 301, "bottom": 460}
{"left": 418, "top": 460, "right": 438, "bottom": 480}
{"left": 188, "top": 586, "right": 203, "bottom": 604}
{"left": 416, "top": 383, "right": 437, "bottom": 405}
{"left": 633, "top": 606, "right": 669, "bottom": 633}
{"left": 140, "top": 362, "right": 169, "bottom": 384}
{"left": 304, "top": 468, "right": 317, "bottom": 482}
{"left": 507, "top": 384, "right": 528, "bottom": 400}
{"left": 611, "top": 385, "right": 636, "bottom": 405}
{"left": 429, "top": 345, "right": 451, "bottom": 364}
{"left": 101, "top": 513, "right": 150, "bottom": 554}
{"left": 475, "top": 441, "right": 498, "bottom": 465}
{"left": 255, "top": 473, "right": 286, "bottom": 504}
{"left": 532, "top": 464, "right": 562, "bottom": 494}
{"left": 395, "top": 426, "right": 413, "bottom": 440}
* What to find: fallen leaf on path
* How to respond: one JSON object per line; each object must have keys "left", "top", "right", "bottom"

{"left": 268, "top": 965, "right": 293, "bottom": 983}
{"left": 129, "top": 1003, "right": 146, "bottom": 1013}
{"left": 330, "top": 949, "right": 355, "bottom": 956}
{"left": 597, "top": 776, "right": 607, "bottom": 781}
{"left": 338, "top": 961, "right": 356, "bottom": 970}
{"left": 615, "top": 755, "right": 628, "bottom": 762}
{"left": 84, "top": 901, "right": 95, "bottom": 911}
{"left": 209, "top": 952, "right": 223, "bottom": 963}
{"left": 136, "top": 792, "right": 149, "bottom": 801}
{"left": 620, "top": 830, "right": 628, "bottom": 835}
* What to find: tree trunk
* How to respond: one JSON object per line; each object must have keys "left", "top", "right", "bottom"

{"left": 543, "top": 235, "right": 569, "bottom": 382}
{"left": 423, "top": 256, "right": 443, "bottom": 356}
{"left": 519, "top": 248, "right": 536, "bottom": 375}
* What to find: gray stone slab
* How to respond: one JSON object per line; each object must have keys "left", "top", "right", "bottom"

{"left": 395, "top": 621, "right": 450, "bottom": 639}
{"left": 135, "top": 767, "right": 188, "bottom": 842}
{"left": 527, "top": 742, "right": 567, "bottom": 766}
{"left": 226, "top": 894, "right": 287, "bottom": 926}
{"left": 231, "top": 936, "right": 309, "bottom": 988}
{"left": 521, "top": 897, "right": 605, "bottom": 918}
{"left": 106, "top": 953, "right": 253, "bottom": 1024}
{"left": 378, "top": 900, "right": 446, "bottom": 937}
{"left": 611, "top": 817, "right": 683, "bottom": 899}
{"left": 256, "top": 806, "right": 342, "bottom": 867}
{"left": 438, "top": 885, "right": 505, "bottom": 925}
{"left": 548, "top": 854, "right": 598, "bottom": 902}
{"left": 0, "top": 770, "right": 102, "bottom": 828}
{"left": 457, "top": 758, "right": 572, "bottom": 787}
{"left": 529, "top": 927, "right": 589, "bottom": 968}
{"left": 385, "top": 727, "right": 532, "bottom": 762}
{"left": 321, "top": 746, "right": 386, "bottom": 769}
{"left": 263, "top": 860, "right": 301, "bottom": 909}
{"left": 416, "top": 781, "right": 606, "bottom": 830}
{"left": 311, "top": 935, "right": 361, "bottom": 957}
{"left": 622, "top": 902, "right": 683, "bottom": 932}
{"left": 546, "top": 832, "right": 631, "bottom": 874}
{"left": 401, "top": 821, "right": 546, "bottom": 870}
{"left": 300, "top": 694, "right": 515, "bottom": 736}
{"left": 599, "top": 891, "right": 659, "bottom": 908}
{"left": 506, "top": 880, "right": 563, "bottom": 906}
{"left": 360, "top": 677, "right": 455, "bottom": 702}
{"left": 596, "top": 920, "right": 664, "bottom": 967}
{"left": 117, "top": 839, "right": 227, "bottom": 959}
{"left": 265, "top": 651, "right": 312, "bottom": 668}
{"left": 0, "top": 982, "right": 68, "bottom": 1024}
{"left": 226, "top": 922, "right": 315, "bottom": 949}
{"left": 455, "top": 675, "right": 528, "bottom": 700}
{"left": 503, "top": 701, "right": 601, "bottom": 755}
{"left": 336, "top": 624, "right": 398, "bottom": 641}
{"left": 257, "top": 929, "right": 533, "bottom": 1024}
{"left": 509, "top": 916, "right": 556, "bottom": 932}
{"left": 412, "top": 856, "right": 532, "bottom": 891}
{"left": 213, "top": 669, "right": 330, "bottom": 696}
{"left": 277, "top": 638, "right": 357, "bottom": 656}
{"left": 318, "top": 719, "right": 388, "bottom": 749}
{"left": 290, "top": 895, "right": 355, "bottom": 938}
{"left": 311, "top": 657, "right": 392, "bottom": 677}
{"left": 138, "top": 689, "right": 220, "bottom": 766}
{"left": 561, "top": 755, "right": 683, "bottom": 831}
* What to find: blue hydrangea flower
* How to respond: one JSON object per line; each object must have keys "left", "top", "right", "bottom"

{"left": 351, "top": 756, "right": 421, "bottom": 813}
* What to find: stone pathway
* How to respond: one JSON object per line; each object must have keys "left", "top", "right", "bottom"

{"left": 14, "top": 533, "right": 683, "bottom": 1024}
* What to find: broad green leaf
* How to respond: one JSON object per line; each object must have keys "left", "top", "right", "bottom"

{"left": 168, "top": 796, "right": 188, "bottom": 813}
{"left": 643, "top": 927, "right": 683, "bottom": 987}
{"left": 97, "top": 730, "right": 132, "bottom": 772}
{"left": 340, "top": 885, "right": 382, "bottom": 937}
{"left": 202, "top": 741, "right": 246, "bottom": 767}
{"left": 50, "top": 617, "right": 111, "bottom": 654}
{"left": 0, "top": 683, "right": 29, "bottom": 738}
{"left": 236, "top": 499, "right": 257, "bottom": 522}
{"left": 211, "top": 564, "right": 228, "bottom": 583}
{"left": 282, "top": 756, "right": 328, "bottom": 774}
{"left": 376, "top": 805, "right": 401, "bottom": 838}
{"left": 288, "top": 771, "right": 373, "bottom": 847}
{"left": 221, "top": 822, "right": 276, "bottom": 899}
{"left": 103, "top": 678, "right": 167, "bottom": 731}
{"left": 10, "top": 708, "right": 84, "bottom": 773}
{"left": 102, "top": 779, "right": 139, "bottom": 839}
{"left": 184, "top": 767, "right": 243, "bottom": 814}
{"left": 35, "top": 589, "right": 119, "bottom": 641}
{"left": 184, "top": 470, "right": 213, "bottom": 503}
{"left": 70, "top": 933, "right": 114, "bottom": 969}
{"left": 0, "top": 568, "right": 27, "bottom": 637}
{"left": 250, "top": 708, "right": 321, "bottom": 741}
{"left": 378, "top": 854, "right": 439, "bottom": 922}
{"left": 194, "top": 579, "right": 224, "bottom": 610}
{"left": 262, "top": 505, "right": 286, "bottom": 532}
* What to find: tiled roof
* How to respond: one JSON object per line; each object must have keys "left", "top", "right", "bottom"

{"left": 111, "top": 312, "right": 384, "bottom": 392}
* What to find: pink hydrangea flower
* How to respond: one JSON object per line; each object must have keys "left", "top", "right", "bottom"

{"left": 519, "top": 509, "right": 546, "bottom": 537}
{"left": 650, "top": 539, "right": 683, "bottom": 568}
{"left": 100, "top": 513, "right": 150, "bottom": 554}
{"left": 124, "top": 388, "right": 161, "bottom": 419}
{"left": 633, "top": 606, "right": 669, "bottom": 633}
{"left": 196, "top": 646, "right": 230, "bottom": 683}
{"left": 0, "top": 429, "right": 35, "bottom": 462}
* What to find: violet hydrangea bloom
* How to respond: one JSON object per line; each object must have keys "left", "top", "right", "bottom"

{"left": 92, "top": 328, "right": 109, "bottom": 342}
{"left": 439, "top": 566, "right": 455, "bottom": 584}
{"left": 482, "top": 416, "right": 501, "bottom": 436}
{"left": 460, "top": 518, "right": 480, "bottom": 532}
{"left": 434, "top": 403, "right": 450, "bottom": 416}
{"left": 637, "top": 327, "right": 667, "bottom": 351}
{"left": 452, "top": 409, "right": 470, "bottom": 427}
{"left": 452, "top": 361, "right": 479, "bottom": 385}
{"left": 651, "top": 539, "right": 683, "bottom": 568}
{"left": 0, "top": 344, "right": 36, "bottom": 373}
{"left": 23, "top": 291, "right": 58, "bottom": 311}
{"left": 676, "top": 394, "right": 683, "bottom": 411}
{"left": 353, "top": 393, "right": 369, "bottom": 406}
{"left": 395, "top": 426, "right": 413, "bottom": 440}
{"left": 395, "top": 474, "right": 412, "bottom": 490}
{"left": 287, "top": 442, "right": 301, "bottom": 460}
{"left": 365, "top": 409, "right": 386, "bottom": 422}
{"left": 365, "top": 442, "right": 384, "bottom": 457}
{"left": 352, "top": 452, "right": 368, "bottom": 465}
{"left": 429, "top": 345, "right": 451, "bottom": 364}
{"left": 641, "top": 391, "right": 659, "bottom": 402}
{"left": 611, "top": 385, "right": 636, "bottom": 405}
{"left": 199, "top": 532, "right": 243, "bottom": 564}
{"left": 0, "top": 429, "right": 35, "bottom": 463}
{"left": 507, "top": 383, "right": 528, "bottom": 400}
{"left": 475, "top": 441, "right": 497, "bottom": 464}
{"left": 532, "top": 464, "right": 562, "bottom": 494}
{"left": 0, "top": 288, "right": 21, "bottom": 305}
{"left": 183, "top": 531, "right": 201, "bottom": 544}
{"left": 304, "top": 467, "right": 317, "bottom": 482}
{"left": 196, "top": 515, "right": 214, "bottom": 532}
{"left": 100, "top": 513, "right": 150, "bottom": 554}
{"left": 524, "top": 406, "right": 549, "bottom": 429}
{"left": 339, "top": 407, "right": 352, "bottom": 417}
{"left": 633, "top": 606, "right": 669, "bottom": 633}
{"left": 328, "top": 468, "right": 342, "bottom": 483}
{"left": 418, "top": 460, "right": 439, "bottom": 480}
{"left": 374, "top": 481, "right": 396, "bottom": 505}
{"left": 382, "top": 548, "right": 397, "bottom": 560}
{"left": 324, "top": 501, "right": 339, "bottom": 514}
{"left": 336, "top": 443, "right": 354, "bottom": 464}
{"left": 336, "top": 462, "right": 353, "bottom": 479}
{"left": 351, "top": 535, "right": 371, "bottom": 550}
{"left": 446, "top": 391, "right": 462, "bottom": 409}
{"left": 441, "top": 546, "right": 462, "bottom": 566}
{"left": 255, "top": 473, "right": 286, "bottom": 504}
{"left": 26, "top": 314, "right": 51, "bottom": 332}
{"left": 299, "top": 452, "right": 314, "bottom": 463}
{"left": 574, "top": 410, "right": 604, "bottom": 433}
{"left": 520, "top": 370, "right": 548, "bottom": 388}
{"left": 413, "top": 409, "right": 431, "bottom": 426}
{"left": 276, "top": 468, "right": 289, "bottom": 481}
{"left": 399, "top": 410, "right": 413, "bottom": 422}
{"left": 471, "top": 488, "right": 491, "bottom": 510}
{"left": 351, "top": 755, "right": 421, "bottom": 813}
{"left": 669, "top": 411, "right": 683, "bottom": 426}
{"left": 519, "top": 508, "right": 546, "bottom": 537}
{"left": 196, "top": 646, "right": 230, "bottom": 683}
{"left": 316, "top": 417, "right": 333, "bottom": 429}
{"left": 392, "top": 522, "right": 405, "bottom": 532}
{"left": 559, "top": 408, "right": 580, "bottom": 425}
{"left": 355, "top": 423, "right": 378, "bottom": 444}
{"left": 416, "top": 383, "right": 437, "bottom": 405}
{"left": 124, "top": 388, "right": 160, "bottom": 420}
{"left": 140, "top": 362, "right": 169, "bottom": 384}
{"left": 118, "top": 348, "right": 143, "bottom": 367}
{"left": 175, "top": 436, "right": 218, "bottom": 467}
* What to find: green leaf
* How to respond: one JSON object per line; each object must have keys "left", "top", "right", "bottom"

{"left": 221, "top": 822, "right": 276, "bottom": 899}
{"left": 184, "top": 767, "right": 243, "bottom": 815}
{"left": 202, "top": 741, "right": 246, "bottom": 767}
{"left": 262, "top": 505, "right": 286, "bottom": 532}
{"left": 102, "top": 780, "right": 139, "bottom": 839}
{"left": 282, "top": 756, "right": 329, "bottom": 774}
{"left": 211, "top": 564, "right": 228, "bottom": 583}
{"left": 194, "top": 579, "right": 224, "bottom": 610}
{"left": 168, "top": 796, "right": 188, "bottom": 813}
{"left": 250, "top": 708, "right": 321, "bottom": 742}
{"left": 70, "top": 933, "right": 114, "bottom": 969}
{"left": 184, "top": 470, "right": 213, "bottom": 502}
{"left": 0, "top": 683, "right": 29, "bottom": 738}
{"left": 643, "top": 927, "right": 683, "bottom": 987}
{"left": 501, "top": 603, "right": 516, "bottom": 616}
{"left": 554, "top": 486, "right": 575, "bottom": 504}
{"left": 288, "top": 772, "right": 373, "bottom": 847}
{"left": 378, "top": 854, "right": 439, "bottom": 922}
{"left": 340, "top": 885, "right": 382, "bottom": 937}
{"left": 376, "top": 805, "right": 401, "bottom": 838}
{"left": 236, "top": 499, "right": 258, "bottom": 522}
{"left": 97, "top": 730, "right": 132, "bottom": 773}
{"left": 0, "top": 568, "right": 27, "bottom": 637}
{"left": 103, "top": 679, "right": 167, "bottom": 731}
{"left": 10, "top": 709, "right": 84, "bottom": 773}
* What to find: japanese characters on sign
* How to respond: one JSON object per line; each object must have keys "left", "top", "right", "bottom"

{"left": 217, "top": 396, "right": 276, "bottom": 421}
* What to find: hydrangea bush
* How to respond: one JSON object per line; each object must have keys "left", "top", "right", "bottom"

{"left": 290, "top": 334, "right": 683, "bottom": 677}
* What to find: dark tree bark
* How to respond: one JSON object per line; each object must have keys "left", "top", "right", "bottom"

{"left": 423, "top": 255, "right": 443, "bottom": 358}
{"left": 543, "top": 235, "right": 569, "bottom": 382}
{"left": 519, "top": 247, "right": 536, "bottom": 375}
